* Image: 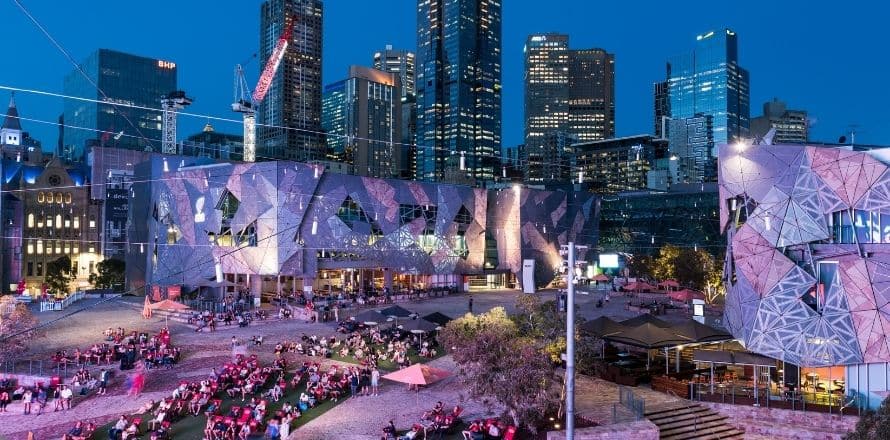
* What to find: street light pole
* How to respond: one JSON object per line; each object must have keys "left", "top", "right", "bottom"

{"left": 566, "top": 242, "right": 576, "bottom": 440}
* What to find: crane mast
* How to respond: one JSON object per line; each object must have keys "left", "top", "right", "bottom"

{"left": 234, "top": 20, "right": 293, "bottom": 162}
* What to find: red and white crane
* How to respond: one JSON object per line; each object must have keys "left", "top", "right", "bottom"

{"left": 233, "top": 20, "right": 293, "bottom": 162}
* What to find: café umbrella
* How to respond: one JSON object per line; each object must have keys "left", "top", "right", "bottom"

{"left": 353, "top": 310, "right": 384, "bottom": 326}
{"left": 400, "top": 318, "right": 439, "bottom": 334}
{"left": 382, "top": 363, "right": 451, "bottom": 386}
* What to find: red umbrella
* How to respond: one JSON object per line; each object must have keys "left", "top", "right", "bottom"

{"left": 668, "top": 289, "right": 705, "bottom": 302}
{"left": 382, "top": 364, "right": 451, "bottom": 386}
{"left": 623, "top": 281, "right": 655, "bottom": 292}
{"left": 658, "top": 280, "right": 681, "bottom": 289}
{"left": 591, "top": 274, "right": 611, "bottom": 282}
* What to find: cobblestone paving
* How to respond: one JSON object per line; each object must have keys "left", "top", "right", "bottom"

{"left": 4, "top": 289, "right": 698, "bottom": 439}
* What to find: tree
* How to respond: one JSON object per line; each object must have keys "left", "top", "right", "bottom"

{"left": 440, "top": 307, "right": 560, "bottom": 432}
{"left": 89, "top": 259, "right": 125, "bottom": 290}
{"left": 652, "top": 245, "right": 681, "bottom": 281}
{"left": 0, "top": 296, "right": 41, "bottom": 362}
{"left": 45, "top": 255, "right": 75, "bottom": 296}
{"left": 626, "top": 254, "right": 654, "bottom": 279}
{"left": 846, "top": 395, "right": 890, "bottom": 439}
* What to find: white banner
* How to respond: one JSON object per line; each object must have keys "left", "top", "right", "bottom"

{"left": 522, "top": 259, "right": 536, "bottom": 294}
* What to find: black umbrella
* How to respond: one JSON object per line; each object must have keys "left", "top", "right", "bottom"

{"left": 579, "top": 316, "right": 625, "bottom": 337}
{"left": 422, "top": 312, "right": 453, "bottom": 327}
{"left": 672, "top": 320, "right": 733, "bottom": 343}
{"left": 381, "top": 305, "right": 414, "bottom": 318}
{"left": 604, "top": 323, "right": 693, "bottom": 349}
{"left": 400, "top": 319, "right": 440, "bottom": 334}
{"left": 353, "top": 309, "right": 384, "bottom": 325}
{"left": 621, "top": 314, "right": 671, "bottom": 328}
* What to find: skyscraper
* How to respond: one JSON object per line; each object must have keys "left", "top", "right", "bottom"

{"left": 653, "top": 80, "right": 670, "bottom": 138}
{"left": 257, "top": 0, "right": 324, "bottom": 161}
{"left": 524, "top": 34, "right": 614, "bottom": 183}
{"left": 321, "top": 66, "right": 402, "bottom": 178}
{"left": 665, "top": 29, "right": 749, "bottom": 147}
{"left": 567, "top": 49, "right": 615, "bottom": 142}
{"left": 373, "top": 46, "right": 416, "bottom": 178}
{"left": 750, "top": 98, "right": 808, "bottom": 144}
{"left": 62, "top": 49, "right": 177, "bottom": 163}
{"left": 669, "top": 114, "right": 715, "bottom": 183}
{"left": 416, "top": 0, "right": 502, "bottom": 183}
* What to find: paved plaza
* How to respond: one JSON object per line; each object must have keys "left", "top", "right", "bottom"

{"left": 0, "top": 288, "right": 694, "bottom": 439}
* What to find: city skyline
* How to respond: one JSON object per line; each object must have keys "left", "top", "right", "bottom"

{"left": 2, "top": 0, "right": 889, "bottom": 156}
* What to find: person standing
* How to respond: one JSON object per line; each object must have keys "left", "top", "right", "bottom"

{"left": 21, "top": 388, "right": 32, "bottom": 414}
{"left": 371, "top": 367, "right": 380, "bottom": 396}
{"left": 350, "top": 372, "right": 359, "bottom": 397}
{"left": 468, "top": 295, "right": 473, "bottom": 313}
{"left": 98, "top": 368, "right": 108, "bottom": 395}
{"left": 0, "top": 390, "right": 9, "bottom": 412}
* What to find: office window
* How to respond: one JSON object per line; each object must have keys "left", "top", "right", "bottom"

{"left": 73, "top": 217, "right": 80, "bottom": 229}
{"left": 27, "top": 262, "right": 33, "bottom": 277}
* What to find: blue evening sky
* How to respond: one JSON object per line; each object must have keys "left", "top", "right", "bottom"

{"left": 2, "top": 0, "right": 888, "bottom": 152}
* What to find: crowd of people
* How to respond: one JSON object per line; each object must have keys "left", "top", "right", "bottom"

{"left": 52, "top": 327, "right": 178, "bottom": 371}
{"left": 190, "top": 310, "right": 270, "bottom": 332}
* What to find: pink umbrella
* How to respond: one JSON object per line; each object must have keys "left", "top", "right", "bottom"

{"left": 382, "top": 364, "right": 451, "bottom": 386}
{"left": 591, "top": 274, "right": 611, "bottom": 282}
{"left": 658, "top": 280, "right": 681, "bottom": 290}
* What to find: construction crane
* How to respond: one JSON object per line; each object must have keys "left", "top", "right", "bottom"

{"left": 233, "top": 20, "right": 293, "bottom": 162}
{"left": 161, "top": 91, "right": 192, "bottom": 155}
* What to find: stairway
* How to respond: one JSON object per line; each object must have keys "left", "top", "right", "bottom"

{"left": 645, "top": 403, "right": 744, "bottom": 440}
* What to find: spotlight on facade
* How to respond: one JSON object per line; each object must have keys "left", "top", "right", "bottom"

{"left": 734, "top": 141, "right": 748, "bottom": 152}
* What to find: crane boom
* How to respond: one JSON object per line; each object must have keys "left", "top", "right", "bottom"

{"left": 252, "top": 21, "right": 293, "bottom": 104}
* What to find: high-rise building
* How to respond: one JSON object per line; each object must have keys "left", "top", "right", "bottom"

{"left": 750, "top": 98, "right": 808, "bottom": 144}
{"left": 373, "top": 45, "right": 416, "bottom": 178}
{"left": 321, "top": 66, "right": 402, "bottom": 178}
{"left": 574, "top": 134, "right": 668, "bottom": 194}
{"left": 669, "top": 115, "right": 715, "bottom": 183}
{"left": 524, "top": 34, "right": 570, "bottom": 155}
{"left": 416, "top": 0, "right": 502, "bottom": 183}
{"left": 568, "top": 49, "right": 615, "bottom": 142}
{"left": 523, "top": 34, "right": 614, "bottom": 183}
{"left": 373, "top": 45, "right": 415, "bottom": 97}
{"left": 257, "top": 0, "right": 324, "bottom": 161}
{"left": 62, "top": 49, "right": 177, "bottom": 163}
{"left": 665, "top": 29, "right": 749, "bottom": 148}
{"left": 525, "top": 131, "right": 577, "bottom": 184}
{"left": 653, "top": 80, "right": 670, "bottom": 139}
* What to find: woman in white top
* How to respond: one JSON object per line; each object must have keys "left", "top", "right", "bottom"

{"left": 22, "top": 389, "right": 33, "bottom": 414}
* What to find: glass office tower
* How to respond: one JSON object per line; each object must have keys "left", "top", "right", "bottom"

{"left": 258, "top": 0, "right": 324, "bottom": 161}
{"left": 62, "top": 49, "right": 177, "bottom": 163}
{"left": 416, "top": 0, "right": 502, "bottom": 183}
{"left": 666, "top": 29, "right": 749, "bottom": 148}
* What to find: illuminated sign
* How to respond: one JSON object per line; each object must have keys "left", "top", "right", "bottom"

{"left": 157, "top": 60, "right": 176, "bottom": 69}
{"left": 599, "top": 254, "right": 619, "bottom": 268}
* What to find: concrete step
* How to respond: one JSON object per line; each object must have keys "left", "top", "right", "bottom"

{"left": 660, "top": 419, "right": 735, "bottom": 438}
{"left": 662, "top": 425, "right": 743, "bottom": 440}
{"left": 647, "top": 405, "right": 711, "bottom": 422}
{"left": 656, "top": 413, "right": 727, "bottom": 432}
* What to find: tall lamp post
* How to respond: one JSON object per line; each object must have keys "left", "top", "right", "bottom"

{"left": 562, "top": 242, "right": 587, "bottom": 440}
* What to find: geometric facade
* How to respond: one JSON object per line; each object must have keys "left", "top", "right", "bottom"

{"left": 126, "top": 158, "right": 598, "bottom": 295}
{"left": 720, "top": 143, "right": 890, "bottom": 367}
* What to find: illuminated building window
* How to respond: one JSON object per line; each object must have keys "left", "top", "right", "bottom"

{"left": 36, "top": 240, "right": 43, "bottom": 254}
{"left": 37, "top": 192, "right": 44, "bottom": 203}
{"left": 27, "top": 242, "right": 34, "bottom": 254}
{"left": 88, "top": 247, "right": 95, "bottom": 254}
{"left": 73, "top": 246, "right": 79, "bottom": 254}
{"left": 27, "top": 213, "right": 34, "bottom": 228}
{"left": 89, "top": 217, "right": 96, "bottom": 229}
{"left": 55, "top": 244, "right": 61, "bottom": 254}
{"left": 46, "top": 217, "right": 53, "bottom": 228}
{"left": 65, "top": 193, "right": 72, "bottom": 204}
{"left": 73, "top": 217, "right": 80, "bottom": 229}
{"left": 55, "top": 214, "right": 62, "bottom": 229}
{"left": 56, "top": 192, "right": 63, "bottom": 204}
{"left": 64, "top": 216, "right": 71, "bottom": 228}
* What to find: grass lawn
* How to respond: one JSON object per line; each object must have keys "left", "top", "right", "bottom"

{"left": 90, "top": 371, "right": 343, "bottom": 439}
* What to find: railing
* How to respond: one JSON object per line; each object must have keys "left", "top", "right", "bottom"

{"left": 691, "top": 382, "right": 861, "bottom": 416}
{"left": 39, "top": 290, "right": 86, "bottom": 312}
{"left": 1, "top": 359, "right": 77, "bottom": 382}
{"left": 618, "top": 385, "right": 645, "bottom": 420}
{"left": 181, "top": 299, "right": 256, "bottom": 313}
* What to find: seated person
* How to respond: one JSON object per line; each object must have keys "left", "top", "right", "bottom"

{"left": 399, "top": 424, "right": 424, "bottom": 440}
{"left": 381, "top": 420, "right": 397, "bottom": 440}
{"left": 462, "top": 420, "right": 483, "bottom": 440}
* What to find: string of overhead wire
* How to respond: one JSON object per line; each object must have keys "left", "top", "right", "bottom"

{"left": 8, "top": 1, "right": 155, "bottom": 150}
{"left": 0, "top": 83, "right": 668, "bottom": 174}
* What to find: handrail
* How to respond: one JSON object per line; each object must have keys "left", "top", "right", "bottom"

{"left": 666, "top": 389, "right": 701, "bottom": 432}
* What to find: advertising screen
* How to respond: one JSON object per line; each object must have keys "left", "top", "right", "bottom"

{"left": 599, "top": 254, "right": 619, "bottom": 268}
